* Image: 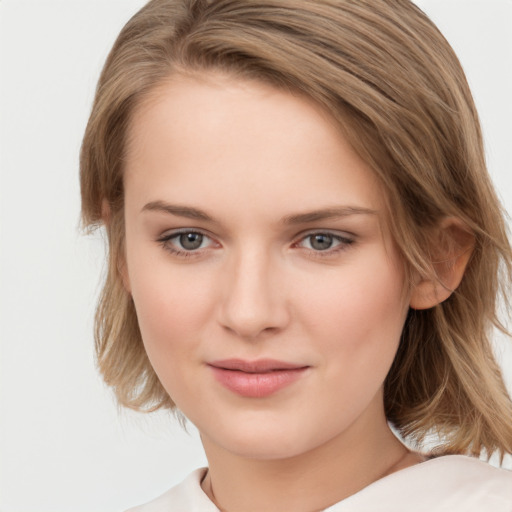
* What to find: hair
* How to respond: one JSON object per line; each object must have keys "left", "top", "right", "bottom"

{"left": 80, "top": 0, "right": 512, "bottom": 460}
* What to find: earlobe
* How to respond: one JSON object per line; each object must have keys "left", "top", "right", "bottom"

{"left": 409, "top": 218, "right": 474, "bottom": 310}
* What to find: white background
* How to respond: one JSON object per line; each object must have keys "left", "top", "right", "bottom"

{"left": 1, "top": 1, "right": 511, "bottom": 511}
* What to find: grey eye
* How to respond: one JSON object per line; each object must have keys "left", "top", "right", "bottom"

{"left": 179, "top": 232, "right": 204, "bottom": 250}
{"left": 309, "top": 234, "right": 334, "bottom": 251}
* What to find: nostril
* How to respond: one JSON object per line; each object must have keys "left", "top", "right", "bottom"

{"left": 217, "top": 256, "right": 290, "bottom": 338}
{"left": 221, "top": 321, "right": 281, "bottom": 341}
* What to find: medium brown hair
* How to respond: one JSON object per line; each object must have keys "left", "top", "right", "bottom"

{"left": 80, "top": 0, "right": 512, "bottom": 459}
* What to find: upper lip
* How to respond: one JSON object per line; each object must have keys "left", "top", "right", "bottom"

{"left": 208, "top": 359, "right": 308, "bottom": 373}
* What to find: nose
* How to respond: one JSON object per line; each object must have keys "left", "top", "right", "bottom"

{"left": 217, "top": 246, "right": 290, "bottom": 340}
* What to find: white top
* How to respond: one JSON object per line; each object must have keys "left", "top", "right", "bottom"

{"left": 126, "top": 455, "right": 512, "bottom": 511}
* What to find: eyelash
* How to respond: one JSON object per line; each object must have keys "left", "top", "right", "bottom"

{"left": 293, "top": 231, "right": 355, "bottom": 258}
{"left": 157, "top": 229, "right": 216, "bottom": 259}
{"left": 156, "top": 229, "right": 355, "bottom": 259}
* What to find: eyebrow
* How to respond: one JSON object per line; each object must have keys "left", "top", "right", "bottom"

{"left": 142, "top": 201, "right": 213, "bottom": 221}
{"left": 141, "top": 201, "right": 377, "bottom": 224}
{"left": 282, "top": 206, "right": 377, "bottom": 225}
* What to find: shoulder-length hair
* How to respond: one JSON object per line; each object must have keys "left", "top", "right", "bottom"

{"left": 80, "top": 0, "right": 512, "bottom": 459}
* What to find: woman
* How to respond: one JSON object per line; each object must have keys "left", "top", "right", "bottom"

{"left": 80, "top": 0, "right": 512, "bottom": 510}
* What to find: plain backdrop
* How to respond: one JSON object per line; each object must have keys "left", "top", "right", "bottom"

{"left": 1, "top": 1, "right": 511, "bottom": 511}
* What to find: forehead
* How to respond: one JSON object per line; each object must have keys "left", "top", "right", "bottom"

{"left": 124, "top": 72, "right": 387, "bottom": 223}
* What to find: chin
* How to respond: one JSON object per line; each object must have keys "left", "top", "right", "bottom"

{"left": 198, "top": 412, "right": 344, "bottom": 461}
{"left": 220, "top": 434, "right": 311, "bottom": 460}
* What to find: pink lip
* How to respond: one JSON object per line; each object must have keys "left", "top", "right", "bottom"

{"left": 208, "top": 359, "right": 309, "bottom": 398}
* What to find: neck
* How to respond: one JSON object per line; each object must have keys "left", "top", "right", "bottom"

{"left": 200, "top": 402, "right": 421, "bottom": 512}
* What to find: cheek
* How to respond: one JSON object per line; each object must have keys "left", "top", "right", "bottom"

{"left": 134, "top": 276, "right": 209, "bottom": 331}
{"left": 300, "top": 251, "right": 407, "bottom": 363}
{"left": 128, "top": 265, "right": 217, "bottom": 403}
{"left": 126, "top": 248, "right": 216, "bottom": 366}
{"left": 297, "top": 254, "right": 407, "bottom": 430}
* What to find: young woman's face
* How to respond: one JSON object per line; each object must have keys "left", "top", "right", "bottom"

{"left": 123, "top": 73, "right": 411, "bottom": 459}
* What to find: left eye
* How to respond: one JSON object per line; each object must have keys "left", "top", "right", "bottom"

{"left": 298, "top": 233, "right": 351, "bottom": 251}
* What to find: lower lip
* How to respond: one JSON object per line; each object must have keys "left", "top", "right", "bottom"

{"left": 209, "top": 366, "right": 308, "bottom": 398}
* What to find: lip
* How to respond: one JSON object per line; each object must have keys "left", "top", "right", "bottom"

{"left": 208, "top": 359, "right": 309, "bottom": 398}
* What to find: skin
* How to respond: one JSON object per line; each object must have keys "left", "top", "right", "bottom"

{"left": 122, "top": 72, "right": 426, "bottom": 512}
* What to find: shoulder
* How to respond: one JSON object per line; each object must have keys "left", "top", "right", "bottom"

{"left": 394, "top": 455, "right": 512, "bottom": 510}
{"left": 419, "top": 455, "right": 512, "bottom": 495}
{"left": 329, "top": 455, "right": 512, "bottom": 512}
{"left": 125, "top": 468, "right": 218, "bottom": 512}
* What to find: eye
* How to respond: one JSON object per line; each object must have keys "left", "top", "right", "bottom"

{"left": 305, "top": 233, "right": 336, "bottom": 251}
{"left": 157, "top": 229, "right": 216, "bottom": 255}
{"left": 178, "top": 232, "right": 206, "bottom": 250}
{"left": 296, "top": 232, "right": 354, "bottom": 253}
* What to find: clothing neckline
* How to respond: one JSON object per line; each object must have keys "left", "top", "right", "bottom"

{"left": 196, "top": 454, "right": 464, "bottom": 508}
{"left": 323, "top": 454, "right": 491, "bottom": 508}
{"left": 166, "top": 455, "right": 511, "bottom": 512}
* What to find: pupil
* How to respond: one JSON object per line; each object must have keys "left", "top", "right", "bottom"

{"left": 311, "top": 234, "right": 333, "bottom": 251}
{"left": 180, "top": 232, "right": 203, "bottom": 250}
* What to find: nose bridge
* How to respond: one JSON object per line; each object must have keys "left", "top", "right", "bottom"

{"left": 218, "top": 242, "right": 288, "bottom": 339}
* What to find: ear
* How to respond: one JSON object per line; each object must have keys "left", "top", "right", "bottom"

{"left": 409, "top": 218, "right": 474, "bottom": 310}
{"left": 102, "top": 199, "right": 132, "bottom": 294}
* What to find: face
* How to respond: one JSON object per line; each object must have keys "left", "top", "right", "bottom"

{"left": 123, "top": 73, "right": 411, "bottom": 460}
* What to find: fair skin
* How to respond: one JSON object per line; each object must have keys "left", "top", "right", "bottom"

{"left": 122, "top": 72, "right": 433, "bottom": 512}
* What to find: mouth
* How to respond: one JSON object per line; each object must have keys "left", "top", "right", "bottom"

{"left": 208, "top": 359, "right": 310, "bottom": 398}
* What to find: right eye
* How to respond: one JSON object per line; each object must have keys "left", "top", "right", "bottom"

{"left": 157, "top": 230, "right": 217, "bottom": 256}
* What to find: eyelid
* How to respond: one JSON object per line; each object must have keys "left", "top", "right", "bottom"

{"left": 156, "top": 228, "right": 220, "bottom": 256}
{"left": 293, "top": 228, "right": 356, "bottom": 242}
{"left": 157, "top": 227, "right": 214, "bottom": 240}
{"left": 156, "top": 227, "right": 355, "bottom": 259}
{"left": 292, "top": 229, "right": 356, "bottom": 254}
